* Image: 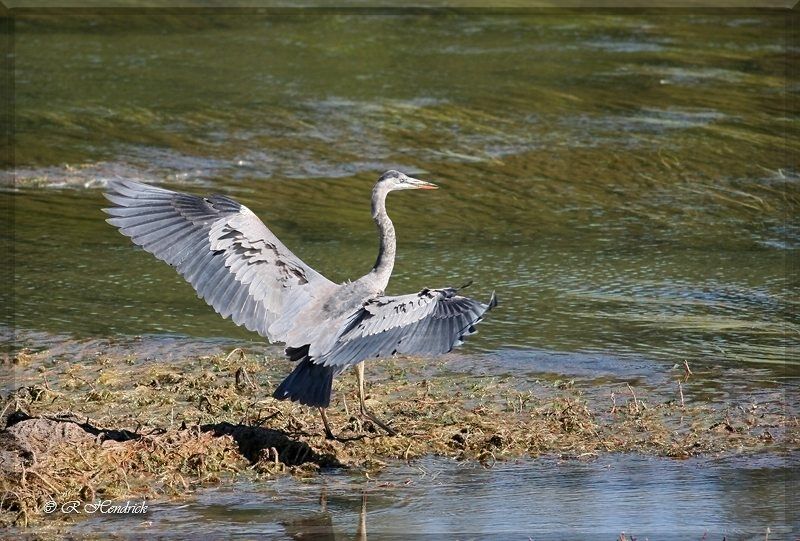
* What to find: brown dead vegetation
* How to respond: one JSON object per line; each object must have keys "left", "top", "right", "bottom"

{"left": 1, "top": 348, "right": 795, "bottom": 527}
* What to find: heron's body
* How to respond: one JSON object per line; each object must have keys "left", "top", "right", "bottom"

{"left": 104, "top": 171, "right": 496, "bottom": 435}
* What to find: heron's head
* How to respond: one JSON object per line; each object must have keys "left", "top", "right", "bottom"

{"left": 377, "top": 170, "right": 438, "bottom": 192}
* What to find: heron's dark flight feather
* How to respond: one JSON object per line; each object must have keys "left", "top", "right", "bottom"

{"left": 318, "top": 288, "right": 496, "bottom": 368}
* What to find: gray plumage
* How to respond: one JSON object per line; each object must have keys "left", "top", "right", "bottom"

{"left": 104, "top": 170, "right": 496, "bottom": 409}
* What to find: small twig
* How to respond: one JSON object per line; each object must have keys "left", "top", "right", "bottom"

{"left": 0, "top": 399, "right": 13, "bottom": 423}
{"left": 479, "top": 450, "right": 496, "bottom": 469}
{"left": 223, "top": 348, "right": 245, "bottom": 365}
{"left": 235, "top": 366, "right": 258, "bottom": 391}
{"left": 682, "top": 360, "right": 693, "bottom": 382}
{"left": 75, "top": 446, "right": 94, "bottom": 469}
{"left": 626, "top": 383, "right": 640, "bottom": 413}
{"left": 120, "top": 467, "right": 131, "bottom": 491}
{"left": 26, "top": 470, "right": 64, "bottom": 494}
{"left": 72, "top": 374, "right": 96, "bottom": 391}
{"left": 176, "top": 472, "right": 189, "bottom": 491}
{"left": 678, "top": 381, "right": 685, "bottom": 408}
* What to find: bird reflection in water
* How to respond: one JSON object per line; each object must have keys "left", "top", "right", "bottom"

{"left": 282, "top": 488, "right": 368, "bottom": 541}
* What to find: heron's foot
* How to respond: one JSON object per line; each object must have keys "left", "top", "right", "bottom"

{"left": 327, "top": 431, "right": 367, "bottom": 442}
{"left": 323, "top": 424, "right": 366, "bottom": 442}
{"left": 360, "top": 406, "right": 398, "bottom": 437}
{"left": 319, "top": 407, "right": 366, "bottom": 441}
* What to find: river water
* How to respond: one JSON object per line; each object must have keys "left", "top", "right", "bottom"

{"left": 4, "top": 8, "right": 798, "bottom": 539}
{"left": 70, "top": 453, "right": 797, "bottom": 540}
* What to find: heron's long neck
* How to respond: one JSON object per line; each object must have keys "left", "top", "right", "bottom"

{"left": 370, "top": 187, "right": 395, "bottom": 291}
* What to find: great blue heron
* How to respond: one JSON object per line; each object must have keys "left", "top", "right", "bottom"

{"left": 104, "top": 170, "right": 496, "bottom": 439}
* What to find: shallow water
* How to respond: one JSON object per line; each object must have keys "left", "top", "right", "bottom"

{"left": 69, "top": 453, "right": 798, "bottom": 540}
{"left": 4, "top": 8, "right": 798, "bottom": 537}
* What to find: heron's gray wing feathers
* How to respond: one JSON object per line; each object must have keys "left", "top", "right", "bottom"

{"left": 104, "top": 179, "right": 335, "bottom": 341}
{"left": 318, "top": 288, "right": 497, "bottom": 368}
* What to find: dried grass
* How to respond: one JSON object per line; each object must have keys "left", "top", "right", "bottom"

{"left": 1, "top": 349, "right": 795, "bottom": 527}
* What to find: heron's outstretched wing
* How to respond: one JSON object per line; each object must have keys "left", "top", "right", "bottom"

{"left": 317, "top": 288, "right": 497, "bottom": 368}
{"left": 103, "top": 179, "right": 335, "bottom": 341}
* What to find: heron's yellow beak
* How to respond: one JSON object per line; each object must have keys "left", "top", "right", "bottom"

{"left": 408, "top": 177, "right": 438, "bottom": 190}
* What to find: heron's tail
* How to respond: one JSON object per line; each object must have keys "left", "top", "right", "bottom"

{"left": 273, "top": 346, "right": 335, "bottom": 408}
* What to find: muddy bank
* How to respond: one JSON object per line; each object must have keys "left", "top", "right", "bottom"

{"left": 1, "top": 346, "right": 795, "bottom": 527}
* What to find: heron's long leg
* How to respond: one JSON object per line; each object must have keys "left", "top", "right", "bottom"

{"left": 319, "top": 407, "right": 336, "bottom": 440}
{"left": 356, "top": 491, "right": 367, "bottom": 541}
{"left": 355, "top": 362, "right": 398, "bottom": 436}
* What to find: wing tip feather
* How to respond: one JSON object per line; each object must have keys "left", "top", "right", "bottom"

{"left": 487, "top": 291, "right": 498, "bottom": 311}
